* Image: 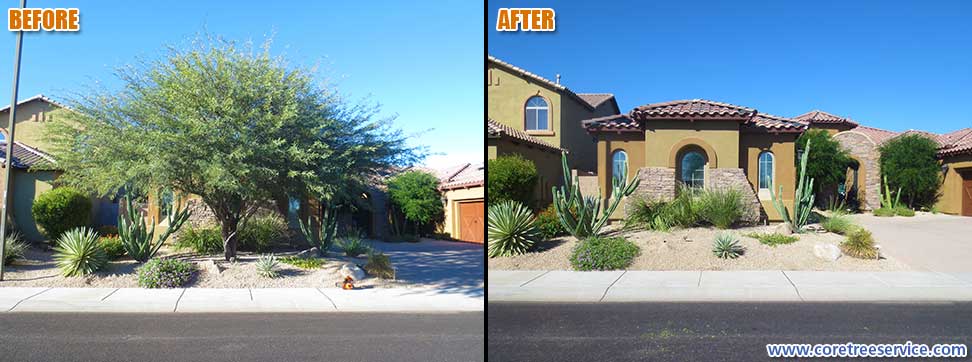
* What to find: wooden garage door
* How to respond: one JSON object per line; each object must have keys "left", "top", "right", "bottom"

{"left": 963, "top": 174, "right": 972, "bottom": 216}
{"left": 458, "top": 200, "right": 484, "bottom": 243}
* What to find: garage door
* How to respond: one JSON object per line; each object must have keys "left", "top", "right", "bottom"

{"left": 458, "top": 200, "right": 484, "bottom": 243}
{"left": 963, "top": 174, "right": 972, "bottom": 216}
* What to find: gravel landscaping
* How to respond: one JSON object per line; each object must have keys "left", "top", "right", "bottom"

{"left": 488, "top": 224, "right": 912, "bottom": 271}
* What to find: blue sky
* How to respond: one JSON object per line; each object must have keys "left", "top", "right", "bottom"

{"left": 1, "top": 0, "right": 483, "bottom": 169}
{"left": 489, "top": 0, "right": 972, "bottom": 134}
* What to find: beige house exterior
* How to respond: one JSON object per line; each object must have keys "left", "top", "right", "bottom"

{"left": 437, "top": 163, "right": 484, "bottom": 243}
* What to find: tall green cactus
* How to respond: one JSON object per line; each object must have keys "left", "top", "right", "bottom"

{"left": 770, "top": 141, "right": 815, "bottom": 232}
{"left": 552, "top": 153, "right": 640, "bottom": 238}
{"left": 297, "top": 203, "right": 338, "bottom": 257}
{"left": 118, "top": 195, "right": 191, "bottom": 262}
{"left": 879, "top": 175, "right": 901, "bottom": 209}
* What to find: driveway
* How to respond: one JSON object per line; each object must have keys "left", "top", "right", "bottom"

{"left": 369, "top": 239, "right": 484, "bottom": 297}
{"left": 851, "top": 213, "right": 972, "bottom": 273}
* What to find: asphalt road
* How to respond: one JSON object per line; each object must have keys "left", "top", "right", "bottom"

{"left": 488, "top": 302, "right": 972, "bottom": 361}
{"left": 0, "top": 312, "right": 484, "bottom": 362}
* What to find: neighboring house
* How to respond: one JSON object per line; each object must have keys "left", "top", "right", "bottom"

{"left": 436, "top": 162, "right": 484, "bottom": 243}
{"left": 487, "top": 55, "right": 621, "bottom": 205}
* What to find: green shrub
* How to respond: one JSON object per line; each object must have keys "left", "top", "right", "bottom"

{"left": 487, "top": 200, "right": 541, "bottom": 257}
{"left": 745, "top": 232, "right": 798, "bottom": 246}
{"left": 796, "top": 129, "right": 854, "bottom": 196}
{"left": 239, "top": 214, "right": 288, "bottom": 252}
{"left": 386, "top": 171, "right": 445, "bottom": 232}
{"left": 487, "top": 154, "right": 538, "bottom": 206}
{"left": 363, "top": 250, "right": 396, "bottom": 279}
{"left": 821, "top": 214, "right": 857, "bottom": 235}
{"left": 534, "top": 204, "right": 566, "bottom": 240}
{"left": 255, "top": 253, "right": 279, "bottom": 278}
{"left": 99, "top": 235, "right": 126, "bottom": 260}
{"left": 879, "top": 134, "right": 941, "bottom": 208}
{"left": 280, "top": 256, "right": 324, "bottom": 269}
{"left": 569, "top": 236, "right": 639, "bottom": 271}
{"left": 53, "top": 227, "right": 107, "bottom": 277}
{"left": 31, "top": 187, "right": 92, "bottom": 241}
{"left": 337, "top": 235, "right": 371, "bottom": 257}
{"left": 3, "top": 232, "right": 27, "bottom": 265}
{"left": 893, "top": 207, "right": 915, "bottom": 217}
{"left": 873, "top": 208, "right": 895, "bottom": 217}
{"left": 841, "top": 228, "right": 878, "bottom": 259}
{"left": 712, "top": 233, "right": 744, "bottom": 259}
{"left": 174, "top": 225, "right": 223, "bottom": 254}
{"left": 698, "top": 188, "right": 744, "bottom": 229}
{"left": 96, "top": 225, "right": 119, "bottom": 236}
{"left": 136, "top": 258, "right": 195, "bottom": 288}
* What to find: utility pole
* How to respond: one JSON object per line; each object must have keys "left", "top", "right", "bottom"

{"left": 0, "top": 0, "right": 27, "bottom": 281}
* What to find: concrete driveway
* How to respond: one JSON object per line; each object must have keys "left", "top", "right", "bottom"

{"left": 369, "top": 239, "right": 484, "bottom": 297}
{"left": 851, "top": 213, "right": 972, "bottom": 273}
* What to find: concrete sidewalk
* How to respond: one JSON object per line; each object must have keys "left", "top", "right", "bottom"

{"left": 0, "top": 287, "right": 483, "bottom": 313}
{"left": 489, "top": 270, "right": 972, "bottom": 302}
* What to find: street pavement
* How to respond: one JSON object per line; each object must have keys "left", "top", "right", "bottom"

{"left": 488, "top": 302, "right": 972, "bottom": 362}
{"left": 0, "top": 312, "right": 484, "bottom": 362}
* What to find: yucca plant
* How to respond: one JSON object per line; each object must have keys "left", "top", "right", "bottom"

{"left": 255, "top": 253, "right": 279, "bottom": 278}
{"left": 552, "top": 153, "right": 640, "bottom": 238}
{"left": 54, "top": 227, "right": 108, "bottom": 277}
{"left": 298, "top": 203, "right": 338, "bottom": 257}
{"left": 770, "top": 141, "right": 815, "bottom": 232}
{"left": 712, "top": 232, "right": 745, "bottom": 259}
{"left": 337, "top": 235, "right": 371, "bottom": 257}
{"left": 3, "top": 231, "right": 28, "bottom": 265}
{"left": 487, "top": 200, "right": 541, "bottom": 257}
{"left": 118, "top": 196, "right": 191, "bottom": 262}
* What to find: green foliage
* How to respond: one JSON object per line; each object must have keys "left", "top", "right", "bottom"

{"left": 712, "top": 233, "right": 745, "bottom": 259}
{"left": 697, "top": 188, "right": 744, "bottom": 229}
{"left": 569, "top": 236, "right": 639, "bottom": 271}
{"left": 745, "top": 232, "right": 798, "bottom": 246}
{"left": 363, "top": 250, "right": 396, "bottom": 279}
{"left": 553, "top": 153, "right": 640, "bottom": 238}
{"left": 893, "top": 206, "right": 915, "bottom": 217}
{"left": 821, "top": 214, "right": 857, "bottom": 235}
{"left": 873, "top": 208, "right": 895, "bottom": 217}
{"left": 796, "top": 129, "right": 853, "bottom": 195}
{"left": 31, "top": 187, "right": 92, "bottom": 241}
{"left": 46, "top": 35, "right": 417, "bottom": 261}
{"left": 98, "top": 235, "right": 126, "bottom": 260}
{"left": 118, "top": 196, "right": 190, "bottom": 262}
{"left": 96, "top": 225, "right": 119, "bottom": 236}
{"left": 880, "top": 175, "right": 903, "bottom": 210}
{"left": 771, "top": 141, "right": 815, "bottom": 232}
{"left": 3, "top": 232, "right": 28, "bottom": 265}
{"left": 487, "top": 154, "right": 539, "bottom": 206}
{"left": 136, "top": 258, "right": 195, "bottom": 288}
{"left": 174, "top": 225, "right": 223, "bottom": 254}
{"left": 386, "top": 171, "right": 445, "bottom": 227}
{"left": 626, "top": 187, "right": 746, "bottom": 231}
{"left": 239, "top": 214, "right": 287, "bottom": 253}
{"left": 255, "top": 253, "right": 280, "bottom": 278}
{"left": 487, "top": 201, "right": 541, "bottom": 257}
{"left": 53, "top": 227, "right": 107, "bottom": 277}
{"left": 879, "top": 134, "right": 941, "bottom": 208}
{"left": 298, "top": 203, "right": 339, "bottom": 257}
{"left": 534, "top": 204, "right": 566, "bottom": 240}
{"left": 337, "top": 235, "right": 371, "bottom": 257}
{"left": 280, "top": 256, "right": 325, "bottom": 269}
{"left": 841, "top": 228, "right": 878, "bottom": 259}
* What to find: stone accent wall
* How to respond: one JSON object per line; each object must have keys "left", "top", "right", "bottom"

{"left": 707, "top": 168, "right": 762, "bottom": 224}
{"left": 184, "top": 198, "right": 218, "bottom": 227}
{"left": 632, "top": 167, "right": 676, "bottom": 202}
{"left": 834, "top": 132, "right": 881, "bottom": 210}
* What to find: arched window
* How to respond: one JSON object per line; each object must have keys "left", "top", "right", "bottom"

{"left": 758, "top": 151, "right": 774, "bottom": 190}
{"left": 612, "top": 150, "right": 628, "bottom": 178}
{"left": 524, "top": 96, "right": 549, "bottom": 131}
{"left": 680, "top": 151, "right": 706, "bottom": 188}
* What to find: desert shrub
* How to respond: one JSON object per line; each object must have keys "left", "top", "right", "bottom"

{"left": 840, "top": 228, "right": 878, "bottom": 259}
{"left": 137, "top": 258, "right": 195, "bottom": 288}
{"left": 712, "top": 233, "right": 744, "bottom": 259}
{"left": 821, "top": 214, "right": 857, "bottom": 235}
{"left": 255, "top": 253, "right": 279, "bottom": 278}
{"left": 337, "top": 235, "right": 371, "bottom": 257}
{"left": 363, "top": 250, "right": 396, "bottom": 279}
{"left": 239, "top": 214, "right": 288, "bottom": 252}
{"left": 697, "top": 188, "right": 744, "bottom": 229}
{"left": 31, "top": 187, "right": 92, "bottom": 241}
{"left": 570, "top": 236, "right": 639, "bottom": 271}
{"left": 487, "top": 200, "right": 541, "bottom": 257}
{"left": 487, "top": 154, "right": 538, "bottom": 206}
{"left": 99, "top": 235, "right": 126, "bottom": 260}
{"left": 873, "top": 208, "right": 895, "bottom": 217}
{"left": 880, "top": 134, "right": 941, "bottom": 208}
{"left": 893, "top": 206, "right": 915, "bottom": 217}
{"left": 53, "top": 227, "right": 107, "bottom": 277}
{"left": 96, "top": 225, "right": 119, "bottom": 236}
{"left": 174, "top": 225, "right": 223, "bottom": 254}
{"left": 280, "top": 256, "right": 325, "bottom": 269}
{"left": 796, "top": 129, "right": 854, "bottom": 196}
{"left": 386, "top": 171, "right": 445, "bottom": 234}
{"left": 745, "top": 232, "right": 798, "bottom": 247}
{"left": 534, "top": 204, "right": 566, "bottom": 240}
{"left": 3, "top": 232, "right": 28, "bottom": 265}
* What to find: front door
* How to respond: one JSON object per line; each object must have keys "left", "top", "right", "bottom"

{"left": 963, "top": 173, "right": 972, "bottom": 216}
{"left": 459, "top": 200, "right": 484, "bottom": 243}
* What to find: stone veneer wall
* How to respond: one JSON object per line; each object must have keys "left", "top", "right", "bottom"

{"left": 707, "top": 168, "right": 763, "bottom": 224}
{"left": 631, "top": 167, "right": 676, "bottom": 202}
{"left": 833, "top": 132, "right": 881, "bottom": 210}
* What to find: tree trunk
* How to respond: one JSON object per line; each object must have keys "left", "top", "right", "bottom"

{"left": 221, "top": 219, "right": 240, "bottom": 261}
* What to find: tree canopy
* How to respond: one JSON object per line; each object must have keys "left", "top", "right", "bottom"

{"left": 879, "top": 134, "right": 941, "bottom": 208}
{"left": 796, "top": 129, "right": 854, "bottom": 196}
{"left": 47, "top": 35, "right": 420, "bottom": 260}
{"left": 386, "top": 171, "right": 444, "bottom": 234}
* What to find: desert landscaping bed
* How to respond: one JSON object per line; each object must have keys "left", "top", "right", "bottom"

{"left": 488, "top": 224, "right": 911, "bottom": 272}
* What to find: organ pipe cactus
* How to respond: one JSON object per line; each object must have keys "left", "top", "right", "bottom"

{"left": 770, "top": 141, "right": 815, "bottom": 233}
{"left": 118, "top": 196, "right": 191, "bottom": 262}
{"left": 879, "top": 175, "right": 902, "bottom": 209}
{"left": 552, "top": 153, "right": 640, "bottom": 238}
{"left": 298, "top": 202, "right": 338, "bottom": 257}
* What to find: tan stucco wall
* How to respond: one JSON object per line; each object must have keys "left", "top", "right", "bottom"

{"left": 488, "top": 137, "right": 562, "bottom": 207}
{"left": 0, "top": 99, "right": 61, "bottom": 149}
{"left": 595, "top": 132, "right": 646, "bottom": 200}
{"left": 937, "top": 154, "right": 972, "bottom": 215}
{"left": 643, "top": 120, "right": 740, "bottom": 169}
{"left": 740, "top": 132, "right": 798, "bottom": 221}
{"left": 441, "top": 186, "right": 484, "bottom": 239}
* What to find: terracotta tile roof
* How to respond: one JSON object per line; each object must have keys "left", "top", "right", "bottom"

{"left": 439, "top": 162, "right": 484, "bottom": 191}
{"left": 743, "top": 113, "right": 808, "bottom": 133}
{"left": 631, "top": 99, "right": 756, "bottom": 120}
{"left": 0, "top": 141, "right": 56, "bottom": 169}
{"left": 581, "top": 114, "right": 640, "bottom": 132}
{"left": 793, "top": 110, "right": 859, "bottom": 126}
{"left": 576, "top": 93, "right": 616, "bottom": 109}
{"left": 487, "top": 119, "right": 565, "bottom": 153}
{"left": 895, "top": 129, "right": 949, "bottom": 147}
{"left": 488, "top": 55, "right": 597, "bottom": 110}
{"left": 848, "top": 125, "right": 899, "bottom": 145}
{"left": 938, "top": 128, "right": 972, "bottom": 157}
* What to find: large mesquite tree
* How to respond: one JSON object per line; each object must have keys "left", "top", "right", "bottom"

{"left": 879, "top": 134, "right": 941, "bottom": 208}
{"left": 46, "top": 35, "right": 418, "bottom": 260}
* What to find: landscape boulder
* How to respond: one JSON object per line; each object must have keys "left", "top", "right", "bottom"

{"left": 338, "top": 263, "right": 366, "bottom": 281}
{"left": 773, "top": 223, "right": 793, "bottom": 235}
{"left": 296, "top": 247, "right": 319, "bottom": 259}
{"left": 813, "top": 244, "right": 842, "bottom": 262}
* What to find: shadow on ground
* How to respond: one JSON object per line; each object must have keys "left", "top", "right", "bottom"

{"left": 369, "top": 239, "right": 484, "bottom": 297}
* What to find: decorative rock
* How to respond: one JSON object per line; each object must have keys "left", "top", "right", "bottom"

{"left": 804, "top": 224, "right": 825, "bottom": 233}
{"left": 338, "top": 263, "right": 366, "bottom": 281}
{"left": 204, "top": 259, "right": 223, "bottom": 275}
{"left": 296, "top": 247, "right": 319, "bottom": 259}
{"left": 682, "top": 236, "right": 693, "bottom": 243}
{"left": 813, "top": 244, "right": 842, "bottom": 262}
{"left": 773, "top": 223, "right": 793, "bottom": 235}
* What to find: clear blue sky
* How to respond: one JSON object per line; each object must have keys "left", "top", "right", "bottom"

{"left": 1, "top": 0, "right": 484, "bottom": 169}
{"left": 489, "top": 0, "right": 972, "bottom": 134}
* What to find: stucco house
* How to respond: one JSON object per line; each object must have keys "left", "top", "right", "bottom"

{"left": 434, "top": 162, "right": 484, "bottom": 243}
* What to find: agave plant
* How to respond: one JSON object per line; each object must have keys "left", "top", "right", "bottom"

{"left": 255, "top": 253, "right": 279, "bottom": 278}
{"left": 337, "top": 235, "right": 371, "bottom": 257}
{"left": 487, "top": 200, "right": 540, "bottom": 257}
{"left": 118, "top": 196, "right": 191, "bottom": 262}
{"left": 552, "top": 153, "right": 640, "bottom": 238}
{"left": 712, "top": 232, "right": 745, "bottom": 259}
{"left": 298, "top": 203, "right": 338, "bottom": 257}
{"left": 54, "top": 227, "right": 108, "bottom": 277}
{"left": 770, "top": 141, "right": 815, "bottom": 232}
{"left": 3, "top": 231, "right": 28, "bottom": 266}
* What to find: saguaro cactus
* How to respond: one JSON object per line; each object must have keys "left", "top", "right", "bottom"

{"left": 770, "top": 141, "right": 815, "bottom": 232}
{"left": 552, "top": 153, "right": 639, "bottom": 238}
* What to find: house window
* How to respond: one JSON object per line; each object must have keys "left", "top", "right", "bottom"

{"left": 758, "top": 151, "right": 774, "bottom": 190}
{"left": 612, "top": 150, "right": 628, "bottom": 178}
{"left": 680, "top": 151, "right": 706, "bottom": 188}
{"left": 524, "top": 96, "right": 549, "bottom": 131}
